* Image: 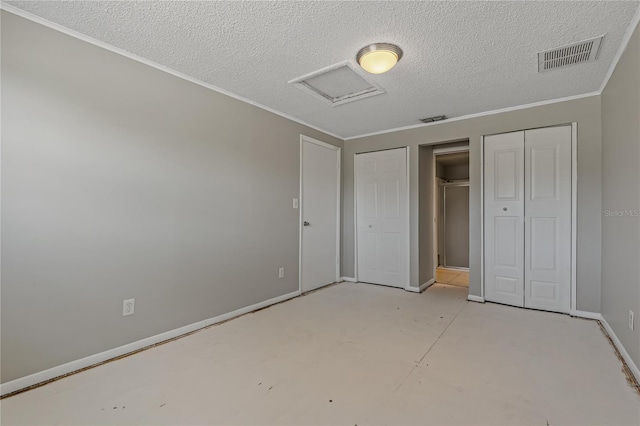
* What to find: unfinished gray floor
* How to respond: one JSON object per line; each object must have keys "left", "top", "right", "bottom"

{"left": 2, "top": 283, "right": 639, "bottom": 425}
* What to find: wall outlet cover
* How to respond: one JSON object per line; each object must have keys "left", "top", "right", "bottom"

{"left": 278, "top": 267, "right": 285, "bottom": 278}
{"left": 123, "top": 298, "right": 135, "bottom": 316}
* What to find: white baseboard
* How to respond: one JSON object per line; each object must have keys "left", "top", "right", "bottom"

{"left": 405, "top": 279, "right": 436, "bottom": 293}
{"left": 570, "top": 310, "right": 602, "bottom": 320}
{"left": 467, "top": 295, "right": 485, "bottom": 303}
{"left": 600, "top": 316, "right": 640, "bottom": 384}
{"left": 421, "top": 278, "right": 436, "bottom": 291}
{"left": 340, "top": 277, "right": 357, "bottom": 282}
{"left": 0, "top": 290, "right": 301, "bottom": 397}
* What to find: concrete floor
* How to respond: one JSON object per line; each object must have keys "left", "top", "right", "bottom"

{"left": 1, "top": 283, "right": 639, "bottom": 425}
{"left": 436, "top": 267, "right": 469, "bottom": 287}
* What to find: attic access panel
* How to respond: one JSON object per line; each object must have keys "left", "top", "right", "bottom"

{"left": 289, "top": 61, "right": 385, "bottom": 107}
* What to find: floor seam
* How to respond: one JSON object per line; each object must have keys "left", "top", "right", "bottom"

{"left": 394, "top": 298, "right": 469, "bottom": 392}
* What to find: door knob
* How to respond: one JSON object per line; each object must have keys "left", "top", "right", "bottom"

{"left": 303, "top": 221, "right": 310, "bottom": 226}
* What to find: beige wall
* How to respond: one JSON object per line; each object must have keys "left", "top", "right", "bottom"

{"left": 343, "top": 96, "right": 603, "bottom": 312}
{"left": 0, "top": 11, "right": 342, "bottom": 383}
{"left": 601, "top": 21, "right": 640, "bottom": 368}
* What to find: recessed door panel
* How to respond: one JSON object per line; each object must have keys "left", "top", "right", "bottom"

{"left": 495, "top": 149, "right": 520, "bottom": 201}
{"left": 356, "top": 148, "right": 409, "bottom": 288}
{"left": 382, "top": 232, "right": 401, "bottom": 273}
{"left": 362, "top": 232, "right": 379, "bottom": 272}
{"left": 531, "top": 146, "right": 559, "bottom": 200}
{"left": 530, "top": 218, "right": 557, "bottom": 271}
{"left": 364, "top": 183, "right": 378, "bottom": 219}
{"left": 494, "top": 217, "right": 519, "bottom": 267}
{"left": 383, "top": 179, "right": 400, "bottom": 219}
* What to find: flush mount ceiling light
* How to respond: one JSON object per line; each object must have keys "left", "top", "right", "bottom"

{"left": 357, "top": 43, "right": 403, "bottom": 74}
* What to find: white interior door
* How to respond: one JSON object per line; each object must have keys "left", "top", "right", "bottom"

{"left": 301, "top": 136, "right": 339, "bottom": 293}
{"left": 484, "top": 132, "right": 526, "bottom": 307}
{"left": 484, "top": 126, "right": 572, "bottom": 313}
{"left": 524, "top": 126, "right": 572, "bottom": 313}
{"left": 356, "top": 148, "right": 409, "bottom": 288}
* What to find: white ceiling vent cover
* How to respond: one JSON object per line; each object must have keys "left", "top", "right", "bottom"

{"left": 538, "top": 36, "right": 604, "bottom": 72}
{"left": 289, "top": 62, "right": 385, "bottom": 107}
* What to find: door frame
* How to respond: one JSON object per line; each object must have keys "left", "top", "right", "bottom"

{"left": 480, "top": 123, "right": 578, "bottom": 313}
{"left": 299, "top": 134, "right": 341, "bottom": 294}
{"left": 441, "top": 181, "right": 470, "bottom": 270}
{"left": 432, "top": 145, "right": 470, "bottom": 280}
{"left": 353, "top": 147, "right": 411, "bottom": 290}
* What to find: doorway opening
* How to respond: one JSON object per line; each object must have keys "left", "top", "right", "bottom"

{"left": 434, "top": 149, "right": 470, "bottom": 287}
{"left": 418, "top": 140, "right": 470, "bottom": 293}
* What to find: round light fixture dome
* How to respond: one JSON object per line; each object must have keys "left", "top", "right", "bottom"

{"left": 357, "top": 43, "right": 403, "bottom": 74}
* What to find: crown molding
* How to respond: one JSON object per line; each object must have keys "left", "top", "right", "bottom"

{"left": 344, "top": 91, "right": 600, "bottom": 141}
{"left": 599, "top": 4, "right": 640, "bottom": 94}
{"left": 0, "top": 3, "right": 345, "bottom": 140}
{"left": 3, "top": 1, "right": 639, "bottom": 143}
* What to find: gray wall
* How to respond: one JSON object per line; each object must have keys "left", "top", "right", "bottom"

{"left": 443, "top": 185, "right": 470, "bottom": 269}
{"left": 342, "top": 96, "right": 603, "bottom": 312}
{"left": 442, "top": 164, "right": 470, "bottom": 181}
{"left": 601, "top": 21, "right": 640, "bottom": 368}
{"left": 0, "top": 11, "right": 342, "bottom": 383}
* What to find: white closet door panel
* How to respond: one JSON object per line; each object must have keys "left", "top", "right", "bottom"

{"left": 484, "top": 132, "right": 525, "bottom": 307}
{"left": 524, "top": 126, "right": 572, "bottom": 313}
{"left": 356, "top": 148, "right": 408, "bottom": 288}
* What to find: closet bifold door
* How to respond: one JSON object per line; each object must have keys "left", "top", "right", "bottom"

{"left": 524, "top": 126, "right": 572, "bottom": 313}
{"left": 484, "top": 131, "right": 525, "bottom": 307}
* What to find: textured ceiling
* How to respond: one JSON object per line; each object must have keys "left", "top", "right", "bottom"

{"left": 5, "top": 1, "right": 639, "bottom": 138}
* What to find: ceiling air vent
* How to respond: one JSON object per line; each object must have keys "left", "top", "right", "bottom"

{"left": 289, "top": 61, "right": 385, "bottom": 107}
{"left": 538, "top": 36, "right": 604, "bottom": 72}
{"left": 420, "top": 115, "right": 447, "bottom": 123}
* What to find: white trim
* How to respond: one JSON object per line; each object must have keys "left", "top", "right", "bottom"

{"left": 6, "top": 0, "right": 638, "bottom": 143}
{"left": 600, "top": 316, "right": 640, "bottom": 384}
{"left": 468, "top": 295, "right": 485, "bottom": 303}
{"left": 340, "top": 277, "right": 357, "bottom": 283}
{"left": 405, "top": 146, "right": 411, "bottom": 288}
{"left": 0, "top": 289, "right": 300, "bottom": 397}
{"left": 353, "top": 153, "right": 359, "bottom": 282}
{"left": 570, "top": 310, "right": 602, "bottom": 321}
{"left": 432, "top": 146, "right": 470, "bottom": 155}
{"left": 299, "top": 135, "right": 341, "bottom": 294}
{"left": 7, "top": 0, "right": 638, "bottom": 144}
{"left": 432, "top": 145, "right": 470, "bottom": 277}
{"left": 599, "top": 6, "right": 640, "bottom": 93}
{"left": 0, "top": 3, "right": 343, "bottom": 141}
{"left": 405, "top": 278, "right": 435, "bottom": 293}
{"left": 344, "top": 92, "right": 599, "bottom": 141}
{"left": 571, "top": 123, "right": 578, "bottom": 313}
{"left": 480, "top": 136, "right": 485, "bottom": 301}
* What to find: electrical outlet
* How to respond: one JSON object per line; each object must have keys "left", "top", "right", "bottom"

{"left": 293, "top": 198, "right": 299, "bottom": 209}
{"left": 278, "top": 267, "right": 285, "bottom": 278}
{"left": 123, "top": 298, "right": 135, "bottom": 316}
{"left": 629, "top": 310, "right": 635, "bottom": 331}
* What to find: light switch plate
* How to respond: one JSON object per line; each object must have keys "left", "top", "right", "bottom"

{"left": 293, "top": 198, "right": 299, "bottom": 209}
